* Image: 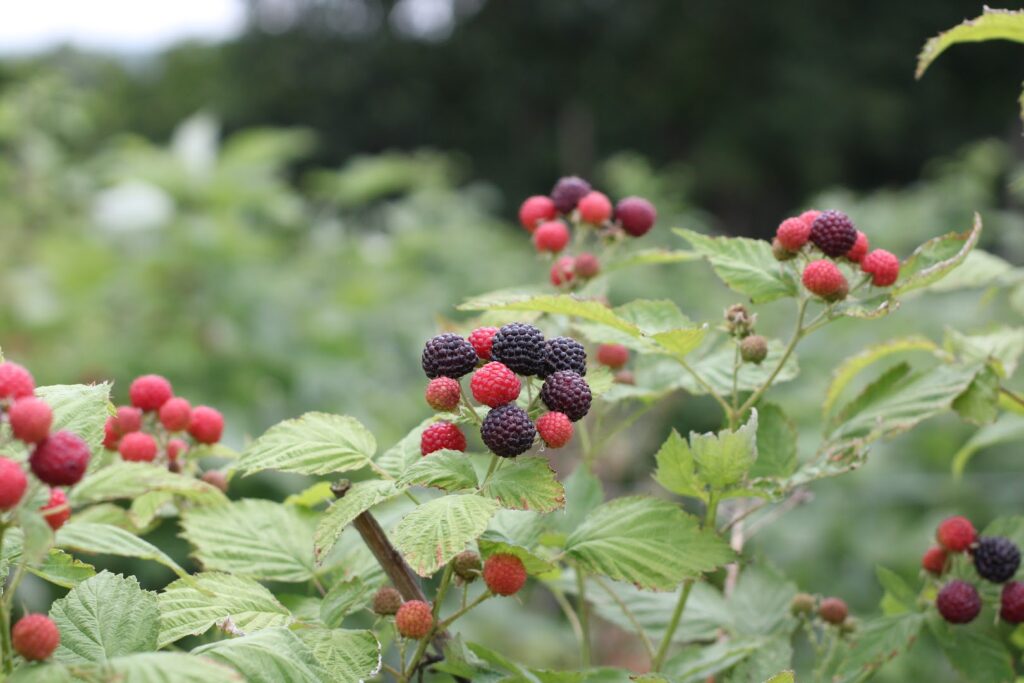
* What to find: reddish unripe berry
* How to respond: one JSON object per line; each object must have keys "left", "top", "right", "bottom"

{"left": 119, "top": 432, "right": 158, "bottom": 462}
{"left": 802, "top": 260, "right": 848, "bottom": 301}
{"left": 536, "top": 412, "right": 573, "bottom": 448}
{"left": 577, "top": 191, "right": 612, "bottom": 224}
{"left": 533, "top": 221, "right": 570, "bottom": 253}
{"left": 518, "top": 195, "right": 557, "bottom": 232}
{"left": 112, "top": 406, "right": 143, "bottom": 436}
{"left": 597, "top": 344, "right": 630, "bottom": 369}
{"left": 167, "top": 438, "right": 188, "bottom": 461}
{"left": 372, "top": 586, "right": 403, "bottom": 616}
{"left": 420, "top": 422, "right": 466, "bottom": 455}
{"left": 159, "top": 397, "right": 192, "bottom": 432}
{"left": 0, "top": 362, "right": 35, "bottom": 400}
{"left": 550, "top": 256, "right": 575, "bottom": 286}
{"left": 425, "top": 377, "right": 462, "bottom": 412}
{"left": 129, "top": 375, "right": 173, "bottom": 412}
{"left": 395, "top": 600, "right": 433, "bottom": 639}
{"left": 201, "top": 470, "right": 229, "bottom": 492}
{"left": 615, "top": 196, "right": 657, "bottom": 237}
{"left": 470, "top": 362, "right": 521, "bottom": 408}
{"left": 818, "top": 597, "right": 848, "bottom": 625}
{"left": 614, "top": 370, "right": 635, "bottom": 385}
{"left": 30, "top": 432, "right": 90, "bottom": 486}
{"left": 936, "top": 580, "right": 982, "bottom": 624}
{"left": 483, "top": 553, "right": 527, "bottom": 596}
{"left": 41, "top": 488, "right": 70, "bottom": 531}
{"left": 573, "top": 252, "right": 600, "bottom": 279}
{"left": 799, "top": 209, "right": 821, "bottom": 228}
{"left": 9, "top": 398, "right": 52, "bottom": 444}
{"left": 775, "top": 216, "right": 811, "bottom": 251}
{"left": 0, "top": 457, "right": 27, "bottom": 510}
{"left": 922, "top": 546, "right": 948, "bottom": 575}
{"left": 12, "top": 614, "right": 59, "bottom": 661}
{"left": 188, "top": 406, "right": 224, "bottom": 444}
{"left": 103, "top": 418, "right": 120, "bottom": 451}
{"left": 468, "top": 327, "right": 498, "bottom": 361}
{"left": 937, "top": 516, "right": 976, "bottom": 552}
{"left": 846, "top": 231, "right": 869, "bottom": 262}
{"left": 861, "top": 249, "right": 900, "bottom": 287}
{"left": 1001, "top": 581, "right": 1024, "bottom": 623}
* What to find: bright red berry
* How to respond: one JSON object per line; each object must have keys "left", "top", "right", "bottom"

{"left": 550, "top": 256, "right": 575, "bottom": 286}
{"left": 596, "top": 344, "right": 629, "bottom": 369}
{"left": 518, "top": 195, "right": 557, "bottom": 232}
{"left": 0, "top": 362, "right": 34, "bottom": 400}
{"left": 846, "top": 231, "right": 869, "bottom": 262}
{"left": 395, "top": 600, "right": 433, "bottom": 639}
{"left": 9, "top": 398, "right": 52, "bottom": 444}
{"left": 167, "top": 438, "right": 188, "bottom": 461}
{"left": 158, "top": 397, "right": 192, "bottom": 432}
{"left": 536, "top": 412, "right": 573, "bottom": 448}
{"left": 533, "top": 221, "right": 570, "bottom": 253}
{"left": 861, "top": 249, "right": 900, "bottom": 287}
{"left": 937, "top": 516, "right": 976, "bottom": 552}
{"left": 578, "top": 191, "right": 612, "bottom": 224}
{"left": 799, "top": 209, "right": 821, "bottom": 229}
{"left": 470, "top": 362, "right": 521, "bottom": 408}
{"left": 119, "top": 431, "right": 157, "bottom": 462}
{"left": 102, "top": 418, "right": 120, "bottom": 451}
{"left": 112, "top": 406, "right": 143, "bottom": 435}
{"left": 802, "top": 260, "right": 849, "bottom": 301}
{"left": 188, "top": 406, "right": 224, "bottom": 444}
{"left": 12, "top": 614, "right": 59, "bottom": 661}
{"left": 425, "top": 377, "right": 461, "bottom": 412}
{"left": 0, "top": 457, "right": 27, "bottom": 510}
{"left": 129, "top": 375, "right": 173, "bottom": 412}
{"left": 776, "top": 216, "right": 811, "bottom": 251}
{"left": 420, "top": 422, "right": 466, "bottom": 456}
{"left": 1001, "top": 581, "right": 1024, "bottom": 623}
{"left": 937, "top": 580, "right": 982, "bottom": 624}
{"left": 468, "top": 327, "right": 498, "bottom": 361}
{"left": 30, "top": 432, "right": 90, "bottom": 486}
{"left": 573, "top": 253, "right": 600, "bottom": 279}
{"left": 41, "top": 488, "right": 70, "bottom": 531}
{"left": 615, "top": 197, "right": 656, "bottom": 237}
{"left": 818, "top": 597, "right": 848, "bottom": 625}
{"left": 922, "top": 546, "right": 948, "bottom": 575}
{"left": 483, "top": 553, "right": 527, "bottom": 596}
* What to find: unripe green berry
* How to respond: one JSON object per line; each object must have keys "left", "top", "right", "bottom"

{"left": 791, "top": 592, "right": 816, "bottom": 616}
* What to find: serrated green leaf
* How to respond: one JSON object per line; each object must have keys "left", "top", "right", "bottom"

{"left": 128, "top": 491, "right": 176, "bottom": 528}
{"left": 29, "top": 549, "right": 95, "bottom": 588}
{"left": 729, "top": 566, "right": 798, "bottom": 637}
{"left": 35, "top": 383, "right": 112, "bottom": 459}
{"left": 477, "top": 532, "right": 555, "bottom": 575}
{"left": 916, "top": 8, "right": 1024, "bottom": 78}
{"left": 833, "top": 613, "right": 924, "bottom": 682}
{"left": 285, "top": 481, "right": 338, "bottom": 508}
{"left": 952, "top": 414, "right": 1024, "bottom": 477}
{"left": 684, "top": 341, "right": 799, "bottom": 396}
{"left": 587, "top": 365, "right": 615, "bottom": 399}
{"left": 604, "top": 248, "right": 700, "bottom": 272}
{"left": 193, "top": 627, "right": 332, "bottom": 683}
{"left": 751, "top": 404, "right": 797, "bottom": 479}
{"left": 690, "top": 411, "right": 758, "bottom": 491}
{"left": 375, "top": 418, "right": 434, "bottom": 478}
{"left": 874, "top": 566, "right": 917, "bottom": 613}
{"left": 952, "top": 365, "right": 1000, "bottom": 425}
{"left": 320, "top": 578, "right": 374, "bottom": 627}
{"left": 927, "top": 248, "right": 1015, "bottom": 292}
{"left": 675, "top": 229, "right": 797, "bottom": 303}
{"left": 96, "top": 653, "right": 242, "bottom": 682}
{"left": 19, "top": 509, "right": 54, "bottom": 564}
{"left": 892, "top": 214, "right": 983, "bottom": 296}
{"left": 651, "top": 327, "right": 708, "bottom": 360}
{"left": 566, "top": 497, "right": 733, "bottom": 589}
{"left": 56, "top": 522, "right": 187, "bottom": 579}
{"left": 397, "top": 450, "right": 478, "bottom": 491}
{"left": 392, "top": 494, "right": 499, "bottom": 576}
{"left": 296, "top": 628, "right": 381, "bottom": 683}
{"left": 239, "top": 412, "right": 377, "bottom": 476}
{"left": 822, "top": 337, "right": 939, "bottom": 416}
{"left": 70, "top": 461, "right": 227, "bottom": 507}
{"left": 458, "top": 294, "right": 640, "bottom": 335}
{"left": 482, "top": 456, "right": 565, "bottom": 512}
{"left": 728, "top": 637, "right": 792, "bottom": 683}
{"left": 946, "top": 326, "right": 1024, "bottom": 378}
{"left": 157, "top": 572, "right": 291, "bottom": 647}
{"left": 314, "top": 480, "right": 398, "bottom": 564}
{"left": 653, "top": 430, "right": 707, "bottom": 501}
{"left": 664, "top": 637, "right": 768, "bottom": 683}
{"left": 929, "top": 617, "right": 1014, "bottom": 683}
{"left": 613, "top": 299, "right": 691, "bottom": 334}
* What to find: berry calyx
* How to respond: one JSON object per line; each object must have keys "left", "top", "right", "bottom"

{"left": 453, "top": 550, "right": 482, "bottom": 583}
{"left": 12, "top": 614, "right": 59, "bottom": 661}
{"left": 158, "top": 397, "right": 192, "bottom": 432}
{"left": 9, "top": 397, "right": 53, "bottom": 444}
{"left": 846, "top": 231, "right": 869, "bottom": 262}
{"left": 395, "top": 600, "right": 433, "bottom": 639}
{"left": 491, "top": 323, "right": 546, "bottom": 376}
{"left": 739, "top": 335, "right": 768, "bottom": 364}
{"left": 1001, "top": 581, "right": 1024, "bottom": 623}
{"left": 541, "top": 337, "right": 587, "bottom": 378}
{"left": 188, "top": 406, "right": 224, "bottom": 444}
{"left": 372, "top": 586, "right": 403, "bottom": 616}
{"left": 776, "top": 216, "right": 811, "bottom": 251}
{"left": 422, "top": 333, "right": 478, "bottom": 380}
{"left": 41, "top": 488, "right": 70, "bottom": 531}
{"left": 772, "top": 237, "right": 797, "bottom": 261}
{"left": 0, "top": 362, "right": 35, "bottom": 400}
{"left": 818, "top": 597, "right": 848, "bottom": 625}
{"left": 483, "top": 553, "right": 527, "bottom": 596}
{"left": 551, "top": 176, "right": 592, "bottom": 214}
{"left": 425, "top": 377, "right": 462, "bottom": 412}
{"left": 481, "top": 404, "right": 536, "bottom": 458}
{"left": 802, "top": 260, "right": 848, "bottom": 301}
{"left": 936, "top": 516, "right": 976, "bottom": 552}
{"left": 129, "top": 374, "right": 173, "bottom": 412}
{"left": 468, "top": 327, "right": 498, "bottom": 361}
{"left": 973, "top": 536, "right": 1021, "bottom": 583}
{"left": 0, "top": 457, "right": 27, "bottom": 510}
{"left": 421, "top": 422, "right": 467, "bottom": 456}
{"left": 536, "top": 412, "right": 573, "bottom": 448}
{"left": 809, "top": 210, "right": 857, "bottom": 258}
{"left": 578, "top": 191, "right": 612, "bottom": 224}
{"left": 518, "top": 195, "right": 556, "bottom": 232}
{"left": 921, "top": 546, "right": 948, "bottom": 576}
{"left": 540, "top": 371, "right": 592, "bottom": 422}
{"left": 861, "top": 249, "right": 900, "bottom": 287}
{"left": 533, "top": 221, "right": 570, "bottom": 253}
{"left": 471, "top": 362, "right": 521, "bottom": 408}
{"left": 30, "top": 432, "right": 90, "bottom": 486}
{"left": 573, "top": 252, "right": 600, "bottom": 279}
{"left": 615, "top": 196, "right": 656, "bottom": 237}
{"left": 936, "top": 580, "right": 982, "bottom": 624}
{"left": 119, "top": 432, "right": 158, "bottom": 462}
{"left": 596, "top": 344, "right": 629, "bottom": 369}
{"left": 550, "top": 256, "right": 575, "bottom": 286}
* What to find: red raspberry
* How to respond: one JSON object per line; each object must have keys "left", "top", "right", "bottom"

{"left": 112, "top": 406, "right": 143, "bottom": 435}
{"left": 596, "top": 344, "right": 629, "bottom": 369}
{"left": 922, "top": 546, "right": 948, "bottom": 575}
{"left": 470, "top": 362, "right": 521, "bottom": 408}
{"left": 846, "top": 231, "right": 869, "bottom": 262}
{"left": 573, "top": 253, "right": 600, "bottom": 279}
{"left": 30, "top": 432, "right": 90, "bottom": 486}
{"left": 0, "top": 457, "right": 27, "bottom": 510}
{"left": 802, "top": 260, "right": 849, "bottom": 301}
{"left": 483, "top": 553, "right": 527, "bottom": 596}
{"left": 615, "top": 196, "right": 656, "bottom": 237}
{"left": 129, "top": 374, "right": 173, "bottom": 411}
{"left": 518, "top": 195, "right": 557, "bottom": 232}
{"left": 9, "top": 397, "right": 52, "bottom": 444}
{"left": 167, "top": 438, "right": 188, "bottom": 461}
{"left": 861, "top": 249, "right": 900, "bottom": 287}
{"left": 119, "top": 432, "right": 158, "bottom": 462}
{"left": 0, "top": 362, "right": 34, "bottom": 400}
{"left": 1001, "top": 581, "right": 1024, "bottom": 623}
{"left": 818, "top": 597, "right": 848, "bottom": 625}
{"left": 468, "top": 327, "right": 498, "bottom": 361}
{"left": 12, "top": 614, "right": 59, "bottom": 661}
{"left": 533, "top": 221, "right": 570, "bottom": 253}
{"left": 937, "top": 516, "right": 976, "bottom": 552}
{"left": 158, "top": 397, "right": 192, "bottom": 432}
{"left": 799, "top": 209, "right": 821, "bottom": 228}
{"left": 936, "top": 580, "right": 981, "bottom": 624}
{"left": 536, "top": 412, "right": 573, "bottom": 448}
{"left": 550, "top": 256, "right": 575, "bottom": 286}
{"left": 188, "top": 406, "right": 224, "bottom": 444}
{"left": 41, "top": 488, "right": 71, "bottom": 531}
{"left": 578, "top": 191, "right": 612, "bottom": 224}
{"left": 395, "top": 600, "right": 433, "bottom": 639}
{"left": 775, "top": 216, "right": 811, "bottom": 251}
{"left": 102, "top": 418, "right": 120, "bottom": 451}
{"left": 425, "top": 377, "right": 461, "bottom": 412}
{"left": 420, "top": 422, "right": 466, "bottom": 456}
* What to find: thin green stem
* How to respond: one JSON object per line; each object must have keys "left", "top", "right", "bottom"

{"left": 403, "top": 490, "right": 422, "bottom": 506}
{"left": 436, "top": 591, "right": 491, "bottom": 630}
{"left": 460, "top": 393, "right": 482, "bottom": 426}
{"left": 593, "top": 576, "right": 655, "bottom": 662}
{"left": 704, "top": 492, "right": 720, "bottom": 530}
{"left": 548, "top": 585, "right": 585, "bottom": 654}
{"left": 652, "top": 578, "right": 693, "bottom": 671}
{"left": 381, "top": 663, "right": 403, "bottom": 681}
{"left": 0, "top": 523, "right": 9, "bottom": 675}
{"left": 575, "top": 568, "right": 592, "bottom": 667}
{"left": 738, "top": 297, "right": 809, "bottom": 416}
{"left": 403, "top": 563, "right": 455, "bottom": 679}
{"left": 1000, "top": 386, "right": 1024, "bottom": 410}
{"left": 730, "top": 342, "right": 741, "bottom": 428}
{"left": 677, "top": 357, "right": 734, "bottom": 422}
{"left": 480, "top": 455, "right": 501, "bottom": 489}
{"left": 579, "top": 418, "right": 593, "bottom": 465}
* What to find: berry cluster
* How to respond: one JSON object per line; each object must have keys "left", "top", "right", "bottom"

{"left": 518, "top": 176, "right": 657, "bottom": 288}
{"left": 419, "top": 324, "right": 594, "bottom": 458}
{"left": 772, "top": 209, "right": 901, "bottom": 301}
{"left": 790, "top": 592, "right": 853, "bottom": 631}
{"left": 724, "top": 304, "right": 768, "bottom": 365}
{"left": 103, "top": 374, "right": 225, "bottom": 485}
{"left": 0, "top": 360, "right": 89, "bottom": 532}
{"left": 924, "top": 516, "right": 1024, "bottom": 624}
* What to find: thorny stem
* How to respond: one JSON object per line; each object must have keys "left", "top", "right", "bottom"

{"left": 593, "top": 576, "right": 655, "bottom": 662}
{"left": 575, "top": 568, "right": 592, "bottom": 668}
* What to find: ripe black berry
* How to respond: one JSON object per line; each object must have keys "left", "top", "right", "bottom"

{"left": 491, "top": 323, "right": 546, "bottom": 376}
{"left": 550, "top": 176, "right": 591, "bottom": 214}
{"left": 973, "top": 536, "right": 1021, "bottom": 583}
{"left": 541, "top": 337, "right": 587, "bottom": 378}
{"left": 809, "top": 210, "right": 857, "bottom": 258}
{"left": 540, "top": 371, "right": 592, "bottom": 422}
{"left": 481, "top": 404, "right": 536, "bottom": 458}
{"left": 421, "top": 334, "right": 478, "bottom": 379}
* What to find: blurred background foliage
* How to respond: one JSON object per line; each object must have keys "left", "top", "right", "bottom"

{"left": 2, "top": 1, "right": 1024, "bottom": 680}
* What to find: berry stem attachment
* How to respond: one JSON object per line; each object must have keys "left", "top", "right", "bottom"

{"left": 459, "top": 393, "right": 482, "bottom": 426}
{"left": 480, "top": 455, "right": 501, "bottom": 488}
{"left": 436, "top": 590, "right": 491, "bottom": 631}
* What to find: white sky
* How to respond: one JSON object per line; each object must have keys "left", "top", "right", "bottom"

{"left": 0, "top": 1, "right": 246, "bottom": 54}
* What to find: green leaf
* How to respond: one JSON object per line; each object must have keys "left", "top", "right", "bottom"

{"left": 762, "top": 673, "right": 794, "bottom": 683}
{"left": 952, "top": 365, "right": 1000, "bottom": 425}
{"left": 320, "top": 578, "right": 375, "bottom": 627}
{"left": 396, "top": 450, "right": 478, "bottom": 491}
{"left": 927, "top": 249, "right": 1014, "bottom": 292}
{"left": 238, "top": 412, "right": 377, "bottom": 476}
{"left": 296, "top": 628, "right": 381, "bottom": 683}
{"left": 952, "top": 414, "right": 1024, "bottom": 477}
{"left": 981, "top": 516, "right": 1024, "bottom": 549}
{"left": 70, "top": 461, "right": 227, "bottom": 507}
{"left": 605, "top": 248, "right": 700, "bottom": 272}
{"left": 375, "top": 419, "right": 434, "bottom": 478}
{"left": 481, "top": 456, "right": 565, "bottom": 512}
{"left": 477, "top": 532, "right": 556, "bottom": 575}
{"left": 945, "top": 326, "right": 1024, "bottom": 378}
{"left": 875, "top": 566, "right": 918, "bottom": 613}
{"left": 193, "top": 627, "right": 332, "bottom": 683}
{"left": 822, "top": 337, "right": 940, "bottom": 416}
{"left": 663, "top": 637, "right": 767, "bottom": 683}
{"left": 683, "top": 342, "right": 799, "bottom": 396}
{"left": 29, "top": 549, "right": 95, "bottom": 588}
{"left": 96, "top": 653, "right": 242, "bottom": 682}
{"left": 727, "top": 638, "right": 792, "bottom": 683}
{"left": 653, "top": 430, "right": 707, "bottom": 502}
{"left": 556, "top": 466, "right": 604, "bottom": 536}
{"left": 729, "top": 566, "right": 797, "bottom": 637}
{"left": 35, "top": 383, "right": 112, "bottom": 458}
{"left": 929, "top": 618, "right": 1015, "bottom": 683}
{"left": 19, "top": 509, "right": 54, "bottom": 565}
{"left": 916, "top": 8, "right": 1024, "bottom": 78}
{"left": 157, "top": 572, "right": 292, "bottom": 647}
{"left": 690, "top": 411, "right": 758, "bottom": 491}
{"left": 285, "top": 481, "right": 338, "bottom": 508}
{"left": 458, "top": 293, "right": 640, "bottom": 335}
{"left": 181, "top": 499, "right": 318, "bottom": 582}
{"left": 565, "top": 497, "right": 733, "bottom": 590}
{"left": 651, "top": 327, "right": 709, "bottom": 361}
{"left": 392, "top": 494, "right": 500, "bottom": 576}
{"left": 314, "top": 480, "right": 398, "bottom": 564}
{"left": 892, "top": 214, "right": 983, "bottom": 296}
{"left": 50, "top": 571, "right": 159, "bottom": 664}
{"left": 833, "top": 613, "right": 924, "bottom": 682}
{"left": 56, "top": 522, "right": 188, "bottom": 579}
{"left": 675, "top": 229, "right": 797, "bottom": 303}
{"left": 750, "top": 404, "right": 797, "bottom": 479}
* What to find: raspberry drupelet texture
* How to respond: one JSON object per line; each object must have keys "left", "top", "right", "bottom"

{"left": 573, "top": 252, "right": 601, "bottom": 279}
{"left": 41, "top": 488, "right": 70, "bottom": 531}
{"left": 30, "top": 431, "right": 90, "bottom": 486}
{"left": 936, "top": 580, "right": 982, "bottom": 624}
{"left": 578, "top": 191, "right": 612, "bottom": 224}
{"left": 372, "top": 586, "right": 403, "bottom": 616}
{"left": 1001, "top": 581, "right": 1024, "bottom": 623}
{"left": 468, "top": 327, "right": 498, "bottom": 361}
{"left": 810, "top": 210, "right": 857, "bottom": 257}
{"left": 471, "top": 362, "right": 522, "bottom": 408}
{"left": 422, "top": 333, "right": 478, "bottom": 380}
{"left": 159, "top": 397, "right": 192, "bottom": 432}
{"left": 481, "top": 404, "right": 536, "bottom": 458}
{"left": 188, "top": 406, "right": 224, "bottom": 444}
{"left": 973, "top": 536, "right": 1021, "bottom": 583}
{"left": 937, "top": 516, "right": 976, "bottom": 552}
{"left": 395, "top": 600, "right": 433, "bottom": 639}
{"left": 861, "top": 249, "right": 900, "bottom": 287}
{"left": 776, "top": 216, "right": 811, "bottom": 251}
{"left": 596, "top": 344, "right": 629, "bottom": 369}
{"left": 615, "top": 196, "right": 657, "bottom": 237}
{"left": 540, "top": 371, "right": 592, "bottom": 422}
{"left": 921, "top": 546, "right": 948, "bottom": 575}
{"left": 541, "top": 337, "right": 587, "bottom": 378}
{"left": 518, "top": 195, "right": 557, "bottom": 232}
{"left": 12, "top": 614, "right": 60, "bottom": 661}
{"left": 9, "top": 397, "right": 53, "bottom": 444}
{"left": 483, "top": 553, "right": 527, "bottom": 596}
{"left": 119, "top": 431, "right": 158, "bottom": 462}
{"left": 533, "top": 221, "right": 570, "bottom": 253}
{"left": 425, "top": 377, "right": 462, "bottom": 412}
{"left": 802, "top": 260, "right": 848, "bottom": 301}
{"left": 551, "top": 176, "right": 592, "bottom": 214}
{"left": 112, "top": 406, "right": 143, "bottom": 436}
{"left": 846, "top": 231, "right": 869, "bottom": 262}
{"left": 420, "top": 421, "right": 467, "bottom": 456}
{"left": 129, "top": 374, "right": 173, "bottom": 411}
{"left": 818, "top": 597, "right": 848, "bottom": 625}
{"left": 0, "top": 362, "right": 35, "bottom": 400}
{"left": 550, "top": 256, "right": 576, "bottom": 286}
{"left": 491, "top": 323, "right": 546, "bottom": 376}
{"left": 0, "top": 457, "right": 27, "bottom": 510}
{"left": 536, "top": 412, "right": 573, "bottom": 448}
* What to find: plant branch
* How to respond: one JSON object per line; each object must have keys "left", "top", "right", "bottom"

{"left": 738, "top": 296, "right": 809, "bottom": 416}
{"left": 652, "top": 579, "right": 693, "bottom": 671}
{"left": 575, "top": 568, "right": 592, "bottom": 667}
{"left": 436, "top": 590, "right": 491, "bottom": 630}
{"left": 593, "top": 575, "right": 655, "bottom": 662}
